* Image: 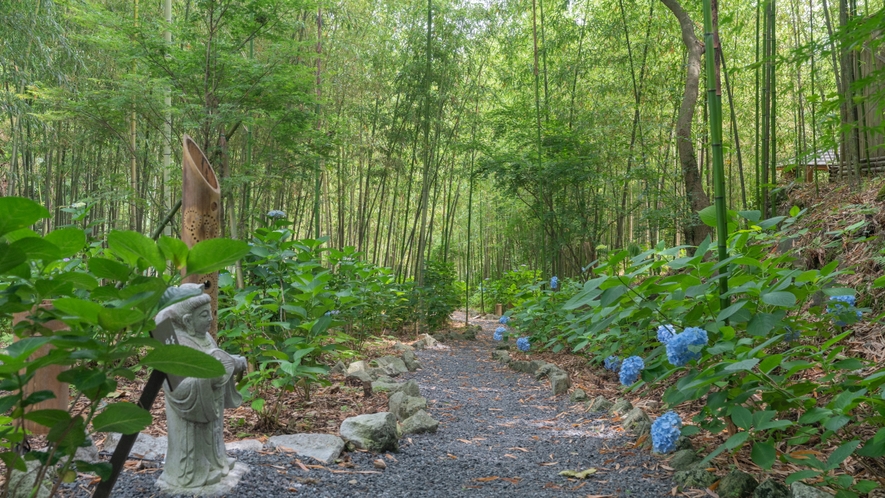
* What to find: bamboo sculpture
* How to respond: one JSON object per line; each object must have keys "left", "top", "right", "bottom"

{"left": 13, "top": 303, "right": 70, "bottom": 435}
{"left": 181, "top": 135, "right": 221, "bottom": 338}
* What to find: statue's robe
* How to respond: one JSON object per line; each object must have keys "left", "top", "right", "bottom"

{"left": 158, "top": 333, "right": 242, "bottom": 488}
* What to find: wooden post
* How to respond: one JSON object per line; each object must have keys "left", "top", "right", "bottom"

{"left": 495, "top": 303, "right": 503, "bottom": 316}
{"left": 181, "top": 135, "right": 221, "bottom": 338}
{"left": 12, "top": 304, "right": 70, "bottom": 435}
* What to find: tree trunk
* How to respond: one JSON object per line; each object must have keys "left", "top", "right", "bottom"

{"left": 660, "top": 0, "right": 711, "bottom": 246}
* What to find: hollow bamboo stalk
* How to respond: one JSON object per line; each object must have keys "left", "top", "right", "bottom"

{"left": 181, "top": 134, "right": 221, "bottom": 338}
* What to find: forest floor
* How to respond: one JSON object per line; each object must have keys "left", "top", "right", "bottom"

{"left": 58, "top": 312, "right": 684, "bottom": 497}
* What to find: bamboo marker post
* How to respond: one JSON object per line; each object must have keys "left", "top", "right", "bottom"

{"left": 12, "top": 304, "right": 70, "bottom": 435}
{"left": 181, "top": 135, "right": 221, "bottom": 338}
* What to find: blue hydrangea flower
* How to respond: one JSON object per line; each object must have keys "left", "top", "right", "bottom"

{"left": 499, "top": 316, "right": 510, "bottom": 324}
{"left": 324, "top": 310, "right": 340, "bottom": 316}
{"left": 656, "top": 324, "right": 676, "bottom": 344}
{"left": 267, "top": 209, "right": 286, "bottom": 218}
{"left": 665, "top": 327, "right": 709, "bottom": 367}
{"left": 494, "top": 327, "right": 506, "bottom": 341}
{"left": 827, "top": 295, "right": 862, "bottom": 326}
{"left": 783, "top": 326, "right": 800, "bottom": 342}
{"left": 550, "top": 276, "right": 559, "bottom": 290}
{"left": 651, "top": 411, "right": 682, "bottom": 454}
{"left": 516, "top": 337, "right": 530, "bottom": 352}
{"left": 604, "top": 355, "right": 622, "bottom": 372}
{"left": 619, "top": 356, "right": 644, "bottom": 386}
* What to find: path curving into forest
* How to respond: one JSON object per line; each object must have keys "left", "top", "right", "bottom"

{"left": 63, "top": 314, "right": 676, "bottom": 497}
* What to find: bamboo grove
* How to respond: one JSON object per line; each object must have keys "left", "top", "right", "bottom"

{"left": 2, "top": 0, "right": 884, "bottom": 284}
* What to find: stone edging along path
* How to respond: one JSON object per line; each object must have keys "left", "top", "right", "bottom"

{"left": 61, "top": 317, "right": 680, "bottom": 497}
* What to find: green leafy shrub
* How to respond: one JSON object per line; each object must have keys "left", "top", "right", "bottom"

{"left": 415, "top": 260, "right": 460, "bottom": 331}
{"left": 529, "top": 208, "right": 885, "bottom": 496}
{"left": 0, "top": 197, "right": 249, "bottom": 496}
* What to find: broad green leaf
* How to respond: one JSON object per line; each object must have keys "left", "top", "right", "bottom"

{"left": 57, "top": 368, "right": 107, "bottom": 392}
{"left": 4, "top": 337, "right": 51, "bottom": 360}
{"left": 107, "top": 230, "right": 165, "bottom": 270}
{"left": 856, "top": 428, "right": 885, "bottom": 457}
{"left": 23, "top": 409, "right": 71, "bottom": 429}
{"left": 185, "top": 239, "right": 250, "bottom": 276}
{"left": 598, "top": 285, "right": 628, "bottom": 307}
{"left": 825, "top": 440, "right": 860, "bottom": 470}
{"left": 10, "top": 237, "right": 62, "bottom": 263}
{"left": 724, "top": 358, "right": 760, "bottom": 372}
{"left": 158, "top": 236, "right": 189, "bottom": 269}
{"left": 88, "top": 257, "right": 131, "bottom": 281}
{"left": 0, "top": 197, "right": 49, "bottom": 238}
{"left": 873, "top": 275, "right": 885, "bottom": 289}
{"left": 0, "top": 451, "right": 27, "bottom": 472}
{"left": 786, "top": 470, "right": 820, "bottom": 485}
{"left": 833, "top": 358, "right": 864, "bottom": 370}
{"left": 92, "top": 402, "right": 152, "bottom": 434}
{"left": 0, "top": 243, "right": 27, "bottom": 273}
{"left": 731, "top": 406, "right": 753, "bottom": 430}
{"left": 751, "top": 442, "right": 776, "bottom": 469}
{"left": 799, "top": 407, "right": 832, "bottom": 425}
{"left": 761, "top": 291, "right": 797, "bottom": 307}
{"left": 73, "top": 461, "right": 112, "bottom": 480}
{"left": 53, "top": 298, "right": 105, "bottom": 325}
{"left": 141, "top": 344, "right": 225, "bottom": 378}
{"left": 738, "top": 210, "right": 762, "bottom": 223}
{"left": 98, "top": 307, "right": 146, "bottom": 331}
{"left": 699, "top": 205, "right": 718, "bottom": 227}
{"left": 747, "top": 312, "right": 782, "bottom": 337}
{"left": 725, "top": 431, "right": 749, "bottom": 450}
{"left": 55, "top": 272, "right": 100, "bottom": 290}
{"left": 759, "top": 354, "right": 783, "bottom": 374}
{"left": 717, "top": 301, "right": 747, "bottom": 322}
{"left": 44, "top": 228, "right": 87, "bottom": 258}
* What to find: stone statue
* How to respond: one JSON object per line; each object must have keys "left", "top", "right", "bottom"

{"left": 155, "top": 284, "right": 247, "bottom": 491}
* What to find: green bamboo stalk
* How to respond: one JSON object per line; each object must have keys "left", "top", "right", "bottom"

{"left": 703, "top": 0, "right": 729, "bottom": 310}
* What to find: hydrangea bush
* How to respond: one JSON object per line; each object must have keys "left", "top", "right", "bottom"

{"left": 516, "top": 337, "right": 531, "bottom": 352}
{"left": 651, "top": 411, "right": 682, "bottom": 454}
{"left": 493, "top": 326, "right": 507, "bottom": 341}
{"left": 603, "top": 355, "right": 621, "bottom": 372}
{"left": 530, "top": 208, "right": 885, "bottom": 495}
{"left": 665, "top": 327, "right": 709, "bottom": 367}
{"left": 619, "top": 356, "right": 644, "bottom": 386}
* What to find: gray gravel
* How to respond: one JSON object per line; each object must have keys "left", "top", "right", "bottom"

{"left": 61, "top": 320, "right": 675, "bottom": 497}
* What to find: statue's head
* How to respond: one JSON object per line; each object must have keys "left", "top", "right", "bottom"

{"left": 156, "top": 284, "right": 212, "bottom": 338}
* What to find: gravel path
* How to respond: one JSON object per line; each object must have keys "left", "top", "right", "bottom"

{"left": 62, "top": 316, "right": 675, "bottom": 497}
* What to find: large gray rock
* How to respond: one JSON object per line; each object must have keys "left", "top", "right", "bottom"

{"left": 509, "top": 360, "right": 534, "bottom": 373}
{"left": 391, "top": 379, "right": 421, "bottom": 397}
{"left": 622, "top": 408, "right": 651, "bottom": 431}
{"left": 587, "top": 396, "right": 613, "bottom": 412}
{"left": 550, "top": 372, "right": 571, "bottom": 395}
{"left": 718, "top": 469, "right": 758, "bottom": 498}
{"left": 330, "top": 360, "right": 346, "bottom": 375}
{"left": 673, "top": 467, "right": 717, "bottom": 489}
{"left": 414, "top": 334, "right": 438, "bottom": 350}
{"left": 266, "top": 434, "right": 345, "bottom": 463}
{"left": 400, "top": 410, "right": 439, "bottom": 435}
{"left": 609, "top": 398, "right": 633, "bottom": 416}
{"left": 347, "top": 369, "right": 374, "bottom": 385}
{"left": 491, "top": 351, "right": 511, "bottom": 364}
{"left": 372, "top": 356, "right": 409, "bottom": 377}
{"left": 371, "top": 376, "right": 401, "bottom": 392}
{"left": 8, "top": 460, "right": 54, "bottom": 498}
{"left": 569, "top": 389, "right": 588, "bottom": 403}
{"left": 791, "top": 482, "right": 834, "bottom": 498}
{"left": 668, "top": 449, "right": 700, "bottom": 471}
{"left": 753, "top": 479, "right": 791, "bottom": 498}
{"left": 533, "top": 362, "right": 558, "bottom": 380}
{"left": 388, "top": 391, "right": 428, "bottom": 421}
{"left": 103, "top": 432, "right": 167, "bottom": 460}
{"left": 340, "top": 412, "right": 398, "bottom": 452}
{"left": 225, "top": 439, "right": 263, "bottom": 453}
{"left": 75, "top": 436, "right": 100, "bottom": 463}
{"left": 347, "top": 361, "right": 369, "bottom": 374}
{"left": 401, "top": 350, "right": 421, "bottom": 371}
{"left": 393, "top": 342, "right": 414, "bottom": 352}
